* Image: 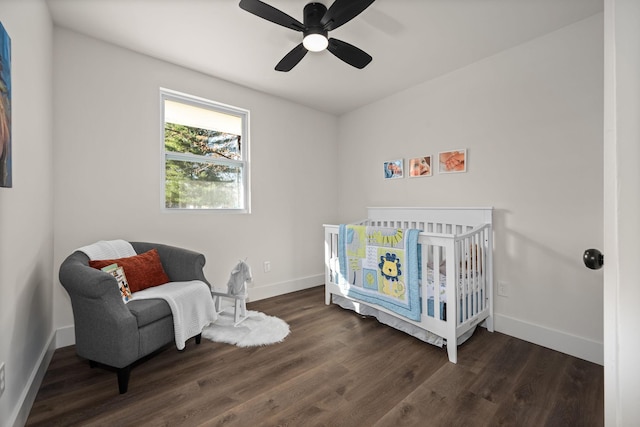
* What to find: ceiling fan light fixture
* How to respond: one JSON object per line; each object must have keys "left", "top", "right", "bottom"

{"left": 239, "top": 0, "right": 375, "bottom": 71}
{"left": 303, "top": 33, "right": 328, "bottom": 52}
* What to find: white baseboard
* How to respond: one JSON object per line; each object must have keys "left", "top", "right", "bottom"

{"left": 9, "top": 331, "right": 56, "bottom": 427}
{"left": 494, "top": 313, "right": 603, "bottom": 365}
{"left": 247, "top": 274, "right": 324, "bottom": 302}
{"left": 56, "top": 324, "right": 76, "bottom": 348}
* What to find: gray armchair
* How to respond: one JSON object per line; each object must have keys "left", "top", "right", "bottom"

{"left": 59, "top": 242, "right": 211, "bottom": 394}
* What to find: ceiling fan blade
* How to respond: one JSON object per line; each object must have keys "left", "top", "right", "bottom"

{"left": 275, "top": 43, "right": 308, "bottom": 72}
{"left": 239, "top": 0, "right": 305, "bottom": 32}
{"left": 327, "top": 38, "right": 372, "bottom": 69}
{"left": 321, "top": 0, "right": 375, "bottom": 31}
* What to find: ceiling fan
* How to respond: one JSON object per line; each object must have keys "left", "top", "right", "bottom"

{"left": 239, "top": 0, "right": 375, "bottom": 72}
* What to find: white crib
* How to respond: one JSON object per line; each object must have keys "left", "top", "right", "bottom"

{"left": 324, "top": 207, "right": 494, "bottom": 363}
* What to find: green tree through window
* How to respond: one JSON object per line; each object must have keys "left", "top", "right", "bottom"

{"left": 162, "top": 90, "right": 249, "bottom": 211}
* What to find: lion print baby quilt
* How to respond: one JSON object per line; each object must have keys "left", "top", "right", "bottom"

{"left": 338, "top": 224, "right": 421, "bottom": 321}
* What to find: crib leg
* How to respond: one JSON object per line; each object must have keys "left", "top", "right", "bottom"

{"left": 325, "top": 289, "right": 331, "bottom": 305}
{"left": 446, "top": 342, "right": 458, "bottom": 364}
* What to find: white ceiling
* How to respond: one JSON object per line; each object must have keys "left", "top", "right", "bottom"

{"left": 46, "top": 0, "right": 603, "bottom": 115}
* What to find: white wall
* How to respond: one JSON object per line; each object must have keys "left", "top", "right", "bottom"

{"left": 52, "top": 28, "right": 339, "bottom": 337}
{"left": 337, "top": 15, "right": 604, "bottom": 364}
{"left": 0, "top": 1, "right": 54, "bottom": 426}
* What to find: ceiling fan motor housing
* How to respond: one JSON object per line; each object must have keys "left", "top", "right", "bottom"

{"left": 303, "top": 2, "right": 328, "bottom": 40}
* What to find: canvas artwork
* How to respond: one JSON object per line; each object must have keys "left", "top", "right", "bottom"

{"left": 409, "top": 156, "right": 432, "bottom": 177}
{"left": 383, "top": 159, "right": 403, "bottom": 179}
{"left": 0, "top": 22, "right": 10, "bottom": 188}
{"left": 438, "top": 149, "right": 467, "bottom": 174}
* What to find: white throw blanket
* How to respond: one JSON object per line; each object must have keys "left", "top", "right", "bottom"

{"left": 76, "top": 239, "right": 137, "bottom": 260}
{"left": 77, "top": 239, "right": 217, "bottom": 350}
{"left": 133, "top": 281, "right": 217, "bottom": 350}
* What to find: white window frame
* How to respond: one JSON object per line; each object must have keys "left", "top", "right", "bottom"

{"left": 160, "top": 88, "right": 250, "bottom": 213}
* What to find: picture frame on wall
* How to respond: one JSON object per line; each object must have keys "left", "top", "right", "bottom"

{"left": 383, "top": 159, "right": 404, "bottom": 179}
{"left": 408, "top": 156, "right": 432, "bottom": 177}
{"left": 0, "top": 22, "right": 10, "bottom": 188}
{"left": 438, "top": 149, "right": 467, "bottom": 174}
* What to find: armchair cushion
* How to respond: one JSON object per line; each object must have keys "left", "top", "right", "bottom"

{"left": 127, "top": 299, "right": 172, "bottom": 328}
{"left": 89, "top": 249, "right": 170, "bottom": 292}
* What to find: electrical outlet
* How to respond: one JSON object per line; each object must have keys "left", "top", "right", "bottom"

{"left": 0, "top": 362, "right": 5, "bottom": 397}
{"left": 263, "top": 261, "right": 271, "bottom": 273}
{"left": 497, "top": 281, "right": 508, "bottom": 297}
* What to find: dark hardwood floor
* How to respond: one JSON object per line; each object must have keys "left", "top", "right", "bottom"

{"left": 26, "top": 286, "right": 603, "bottom": 426}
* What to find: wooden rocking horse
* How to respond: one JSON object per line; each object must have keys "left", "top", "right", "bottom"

{"left": 211, "top": 259, "right": 252, "bottom": 326}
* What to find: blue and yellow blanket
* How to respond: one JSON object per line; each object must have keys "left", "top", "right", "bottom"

{"left": 338, "top": 224, "right": 421, "bottom": 321}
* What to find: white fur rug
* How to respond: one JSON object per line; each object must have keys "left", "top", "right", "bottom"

{"left": 202, "top": 310, "right": 290, "bottom": 347}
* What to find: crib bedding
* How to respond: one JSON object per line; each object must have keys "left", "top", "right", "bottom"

{"left": 425, "top": 269, "right": 485, "bottom": 321}
{"left": 331, "top": 294, "right": 476, "bottom": 347}
{"left": 332, "top": 294, "right": 444, "bottom": 346}
{"left": 332, "top": 253, "right": 481, "bottom": 322}
{"left": 338, "top": 224, "right": 421, "bottom": 321}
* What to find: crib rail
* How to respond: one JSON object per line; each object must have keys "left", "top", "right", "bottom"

{"left": 420, "top": 224, "right": 493, "bottom": 337}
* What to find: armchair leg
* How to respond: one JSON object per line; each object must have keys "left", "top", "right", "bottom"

{"left": 117, "top": 366, "right": 131, "bottom": 394}
{"left": 196, "top": 333, "right": 202, "bottom": 344}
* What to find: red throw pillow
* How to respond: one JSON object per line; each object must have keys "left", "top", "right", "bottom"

{"left": 89, "top": 249, "right": 170, "bottom": 293}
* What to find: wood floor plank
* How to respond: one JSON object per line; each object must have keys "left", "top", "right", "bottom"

{"left": 198, "top": 361, "right": 349, "bottom": 427}
{"left": 26, "top": 286, "right": 604, "bottom": 426}
{"left": 373, "top": 356, "right": 496, "bottom": 427}
{"left": 465, "top": 333, "right": 537, "bottom": 405}
{"left": 543, "top": 357, "right": 605, "bottom": 426}
{"left": 488, "top": 344, "right": 571, "bottom": 426}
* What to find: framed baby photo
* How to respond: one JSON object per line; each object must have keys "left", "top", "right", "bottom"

{"left": 438, "top": 149, "right": 467, "bottom": 174}
{"left": 383, "top": 159, "right": 404, "bottom": 179}
{"left": 408, "top": 156, "right": 432, "bottom": 177}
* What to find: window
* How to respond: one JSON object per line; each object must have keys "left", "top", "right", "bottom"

{"left": 161, "top": 89, "right": 249, "bottom": 212}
